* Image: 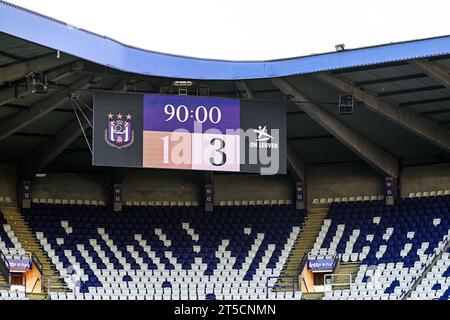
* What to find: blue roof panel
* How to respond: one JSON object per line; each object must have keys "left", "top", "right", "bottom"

{"left": 1, "top": 1, "right": 450, "bottom": 80}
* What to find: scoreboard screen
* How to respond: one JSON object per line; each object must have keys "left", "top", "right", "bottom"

{"left": 93, "top": 92, "right": 286, "bottom": 174}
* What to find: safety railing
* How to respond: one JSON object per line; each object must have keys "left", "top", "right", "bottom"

{"left": 32, "top": 253, "right": 44, "bottom": 277}
{"left": 297, "top": 251, "right": 309, "bottom": 292}
{"left": 332, "top": 252, "right": 340, "bottom": 266}
{"left": 298, "top": 251, "right": 309, "bottom": 274}
{"left": 30, "top": 277, "right": 41, "bottom": 294}
{"left": 324, "top": 273, "right": 352, "bottom": 292}
{"left": 265, "top": 275, "right": 296, "bottom": 299}
{"left": 302, "top": 276, "right": 309, "bottom": 293}
{"left": 47, "top": 275, "right": 71, "bottom": 296}
{"left": 0, "top": 273, "right": 27, "bottom": 290}
{"left": 32, "top": 253, "right": 44, "bottom": 284}
{"left": 0, "top": 249, "right": 10, "bottom": 273}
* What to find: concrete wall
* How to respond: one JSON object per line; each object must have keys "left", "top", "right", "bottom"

{"left": 214, "top": 173, "right": 293, "bottom": 204}
{"left": 10, "top": 162, "right": 449, "bottom": 204}
{"left": 122, "top": 170, "right": 295, "bottom": 203}
{"left": 306, "top": 163, "right": 384, "bottom": 203}
{"left": 30, "top": 169, "right": 295, "bottom": 204}
{"left": 400, "top": 164, "right": 450, "bottom": 197}
{"left": 32, "top": 172, "right": 109, "bottom": 201}
{"left": 122, "top": 169, "right": 203, "bottom": 202}
{"left": 0, "top": 163, "right": 17, "bottom": 201}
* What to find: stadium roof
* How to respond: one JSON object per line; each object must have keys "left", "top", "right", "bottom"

{"left": 1, "top": 0, "right": 450, "bottom": 80}
{"left": 0, "top": 0, "right": 449, "bottom": 179}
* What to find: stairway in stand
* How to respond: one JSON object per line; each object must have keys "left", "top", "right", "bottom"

{"left": 331, "top": 262, "right": 360, "bottom": 291}
{"left": 302, "top": 292, "right": 325, "bottom": 300}
{"left": 0, "top": 203, "right": 61, "bottom": 293}
{"left": 275, "top": 207, "right": 329, "bottom": 291}
{"left": 27, "top": 293, "right": 47, "bottom": 300}
{"left": 0, "top": 273, "right": 9, "bottom": 289}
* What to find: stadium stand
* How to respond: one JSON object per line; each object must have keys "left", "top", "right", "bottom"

{"left": 409, "top": 246, "right": 450, "bottom": 300}
{"left": 22, "top": 203, "right": 305, "bottom": 300}
{"left": 0, "top": 209, "right": 28, "bottom": 260}
{"left": 0, "top": 1, "right": 450, "bottom": 303}
{"left": 0, "top": 289, "right": 28, "bottom": 300}
{"left": 315, "top": 195, "right": 450, "bottom": 300}
{"left": 0, "top": 209, "right": 31, "bottom": 300}
{"left": 1, "top": 195, "right": 450, "bottom": 300}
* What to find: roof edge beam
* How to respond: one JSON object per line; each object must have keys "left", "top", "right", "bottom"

{"left": 0, "top": 53, "right": 77, "bottom": 84}
{"left": 286, "top": 142, "right": 306, "bottom": 181}
{"left": 314, "top": 72, "right": 450, "bottom": 152}
{"left": 0, "top": 60, "right": 83, "bottom": 106}
{"left": 0, "top": 75, "right": 94, "bottom": 141}
{"left": 271, "top": 77, "right": 399, "bottom": 178}
{"left": 235, "top": 80, "right": 255, "bottom": 99}
{"left": 410, "top": 59, "right": 450, "bottom": 87}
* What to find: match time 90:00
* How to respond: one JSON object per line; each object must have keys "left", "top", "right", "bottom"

{"left": 164, "top": 104, "right": 222, "bottom": 124}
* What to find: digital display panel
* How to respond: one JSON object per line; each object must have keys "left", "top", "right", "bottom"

{"left": 93, "top": 92, "right": 286, "bottom": 174}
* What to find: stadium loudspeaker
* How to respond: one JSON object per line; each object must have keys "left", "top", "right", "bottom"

{"left": 21, "top": 180, "right": 32, "bottom": 209}
{"left": 113, "top": 184, "right": 122, "bottom": 212}
{"left": 295, "top": 181, "right": 305, "bottom": 210}
{"left": 385, "top": 176, "right": 397, "bottom": 206}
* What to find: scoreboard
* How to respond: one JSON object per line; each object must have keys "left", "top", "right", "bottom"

{"left": 143, "top": 95, "right": 241, "bottom": 171}
{"left": 93, "top": 92, "right": 286, "bottom": 174}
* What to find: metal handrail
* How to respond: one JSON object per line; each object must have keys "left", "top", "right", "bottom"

{"left": 324, "top": 273, "right": 352, "bottom": 292}
{"left": 297, "top": 251, "right": 309, "bottom": 293}
{"left": 298, "top": 251, "right": 309, "bottom": 274}
{"left": 31, "top": 277, "right": 40, "bottom": 294}
{"left": 302, "top": 277, "right": 309, "bottom": 293}
{"left": 47, "top": 275, "right": 71, "bottom": 295}
{"left": 265, "top": 275, "right": 296, "bottom": 299}
{"left": 0, "top": 249, "right": 10, "bottom": 271}
{"left": 32, "top": 253, "right": 44, "bottom": 275}
{"left": 31, "top": 252, "right": 45, "bottom": 293}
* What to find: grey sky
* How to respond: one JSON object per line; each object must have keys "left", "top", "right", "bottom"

{"left": 5, "top": 0, "right": 450, "bottom": 60}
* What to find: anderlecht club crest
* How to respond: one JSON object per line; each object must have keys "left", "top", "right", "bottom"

{"left": 104, "top": 113, "right": 135, "bottom": 149}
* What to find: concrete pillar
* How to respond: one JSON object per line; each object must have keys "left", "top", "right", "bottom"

{"left": 20, "top": 180, "right": 32, "bottom": 209}
{"left": 295, "top": 181, "right": 305, "bottom": 210}
{"left": 204, "top": 172, "right": 214, "bottom": 212}
{"left": 385, "top": 177, "right": 398, "bottom": 206}
{"left": 113, "top": 184, "right": 122, "bottom": 212}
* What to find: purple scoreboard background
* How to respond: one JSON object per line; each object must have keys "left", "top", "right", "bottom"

{"left": 93, "top": 92, "right": 286, "bottom": 174}
{"left": 143, "top": 95, "right": 240, "bottom": 133}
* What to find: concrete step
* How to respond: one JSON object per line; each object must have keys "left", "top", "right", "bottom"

{"left": 1, "top": 204, "right": 63, "bottom": 292}
{"left": 0, "top": 275, "right": 10, "bottom": 286}
{"left": 331, "top": 263, "right": 360, "bottom": 287}
{"left": 302, "top": 292, "right": 325, "bottom": 300}
{"left": 27, "top": 293, "right": 47, "bottom": 300}
{"left": 275, "top": 207, "right": 329, "bottom": 290}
